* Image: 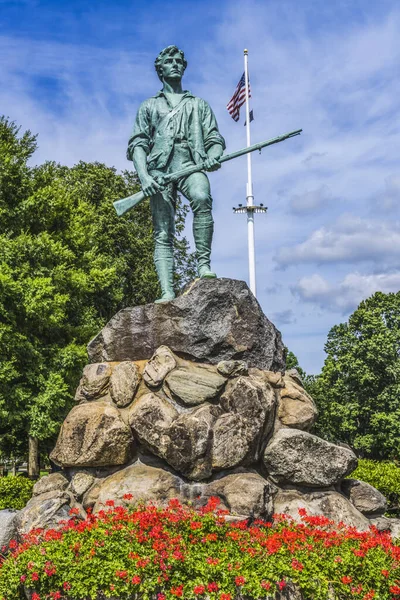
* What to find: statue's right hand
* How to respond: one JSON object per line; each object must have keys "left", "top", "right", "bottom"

{"left": 141, "top": 175, "right": 161, "bottom": 197}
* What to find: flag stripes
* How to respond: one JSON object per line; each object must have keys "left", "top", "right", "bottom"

{"left": 227, "top": 72, "right": 251, "bottom": 122}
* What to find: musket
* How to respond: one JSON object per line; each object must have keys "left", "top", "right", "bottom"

{"left": 113, "top": 128, "right": 302, "bottom": 216}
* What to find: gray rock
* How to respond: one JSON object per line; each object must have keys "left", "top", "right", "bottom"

{"left": 285, "top": 368, "right": 303, "bottom": 386}
{"left": 69, "top": 472, "right": 95, "bottom": 499}
{"left": 342, "top": 479, "right": 387, "bottom": 516}
{"left": 274, "top": 488, "right": 370, "bottom": 531}
{"left": 109, "top": 361, "right": 140, "bottom": 408}
{"left": 50, "top": 401, "right": 135, "bottom": 467}
{"left": 87, "top": 278, "right": 285, "bottom": 371}
{"left": 164, "top": 364, "right": 226, "bottom": 407}
{"left": 212, "top": 413, "right": 256, "bottom": 470}
{"left": 263, "top": 429, "right": 357, "bottom": 487}
{"left": 83, "top": 462, "right": 184, "bottom": 512}
{"left": 165, "top": 404, "right": 218, "bottom": 480}
{"left": 369, "top": 516, "right": 392, "bottom": 532}
{"left": 16, "top": 490, "right": 85, "bottom": 535}
{"left": 32, "top": 472, "right": 69, "bottom": 496}
{"left": 0, "top": 510, "right": 19, "bottom": 548}
{"left": 217, "top": 360, "right": 248, "bottom": 377}
{"left": 143, "top": 346, "right": 176, "bottom": 387}
{"left": 129, "top": 392, "right": 178, "bottom": 458}
{"left": 277, "top": 373, "right": 318, "bottom": 431}
{"left": 75, "top": 362, "right": 112, "bottom": 401}
{"left": 82, "top": 461, "right": 275, "bottom": 521}
{"left": 212, "top": 375, "right": 275, "bottom": 470}
{"left": 206, "top": 471, "right": 275, "bottom": 519}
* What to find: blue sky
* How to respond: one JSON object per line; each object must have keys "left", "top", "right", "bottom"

{"left": 1, "top": 0, "right": 400, "bottom": 373}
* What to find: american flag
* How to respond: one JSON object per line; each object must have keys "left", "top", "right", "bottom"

{"left": 226, "top": 72, "right": 251, "bottom": 122}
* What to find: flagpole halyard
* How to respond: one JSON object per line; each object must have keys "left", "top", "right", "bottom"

{"left": 244, "top": 49, "right": 257, "bottom": 297}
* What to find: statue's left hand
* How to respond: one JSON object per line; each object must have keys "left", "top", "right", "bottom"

{"left": 204, "top": 157, "right": 221, "bottom": 172}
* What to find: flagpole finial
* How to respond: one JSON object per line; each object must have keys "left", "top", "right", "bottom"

{"left": 244, "top": 48, "right": 248, "bottom": 55}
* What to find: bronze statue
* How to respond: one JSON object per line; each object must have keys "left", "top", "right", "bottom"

{"left": 126, "top": 45, "right": 225, "bottom": 302}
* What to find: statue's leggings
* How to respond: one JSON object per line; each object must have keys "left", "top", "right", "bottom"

{"left": 150, "top": 143, "right": 214, "bottom": 293}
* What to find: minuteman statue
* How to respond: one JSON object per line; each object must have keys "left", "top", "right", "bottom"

{"left": 127, "top": 45, "right": 225, "bottom": 303}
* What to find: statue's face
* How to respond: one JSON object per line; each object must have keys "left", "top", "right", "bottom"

{"left": 160, "top": 52, "right": 185, "bottom": 81}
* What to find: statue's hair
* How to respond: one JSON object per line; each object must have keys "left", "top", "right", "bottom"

{"left": 155, "top": 45, "right": 187, "bottom": 81}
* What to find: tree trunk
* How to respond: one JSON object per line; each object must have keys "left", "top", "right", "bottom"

{"left": 28, "top": 435, "right": 40, "bottom": 479}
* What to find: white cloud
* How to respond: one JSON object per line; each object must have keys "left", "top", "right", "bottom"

{"left": 293, "top": 271, "right": 400, "bottom": 313}
{"left": 275, "top": 216, "right": 400, "bottom": 267}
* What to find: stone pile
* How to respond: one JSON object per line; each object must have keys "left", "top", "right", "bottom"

{"left": 15, "top": 279, "right": 398, "bottom": 537}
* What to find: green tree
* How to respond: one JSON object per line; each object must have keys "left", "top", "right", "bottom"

{"left": 313, "top": 291, "right": 400, "bottom": 459}
{"left": 0, "top": 117, "right": 195, "bottom": 475}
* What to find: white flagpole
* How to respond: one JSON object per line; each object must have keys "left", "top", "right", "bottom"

{"left": 244, "top": 49, "right": 256, "bottom": 297}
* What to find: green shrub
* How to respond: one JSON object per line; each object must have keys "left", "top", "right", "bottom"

{"left": 350, "top": 459, "right": 400, "bottom": 515}
{"left": 1, "top": 498, "right": 400, "bottom": 600}
{"left": 0, "top": 475, "right": 34, "bottom": 510}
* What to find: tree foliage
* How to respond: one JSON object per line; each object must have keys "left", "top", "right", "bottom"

{"left": 313, "top": 291, "right": 400, "bottom": 459}
{"left": 0, "top": 117, "right": 195, "bottom": 460}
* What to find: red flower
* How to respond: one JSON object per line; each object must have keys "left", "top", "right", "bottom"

{"left": 341, "top": 576, "right": 353, "bottom": 585}
{"left": 206, "top": 557, "right": 219, "bottom": 565}
{"left": 381, "top": 570, "right": 389, "bottom": 578}
{"left": 63, "top": 582, "right": 71, "bottom": 591}
{"left": 390, "top": 586, "right": 400, "bottom": 595}
{"left": 220, "top": 595, "right": 231, "bottom": 600}
{"left": 115, "top": 570, "right": 128, "bottom": 578}
{"left": 8, "top": 539, "right": 17, "bottom": 549}
{"left": 207, "top": 582, "right": 219, "bottom": 593}
{"left": 20, "top": 575, "right": 27, "bottom": 583}
{"left": 31, "top": 594, "right": 41, "bottom": 600}
{"left": 131, "top": 575, "right": 141, "bottom": 585}
{"left": 31, "top": 572, "right": 39, "bottom": 581}
{"left": 235, "top": 576, "right": 246, "bottom": 586}
{"left": 261, "top": 581, "right": 271, "bottom": 591}
{"left": 194, "top": 585, "right": 205, "bottom": 595}
{"left": 105, "top": 500, "right": 115, "bottom": 507}
{"left": 123, "top": 493, "right": 134, "bottom": 500}
{"left": 277, "top": 580, "right": 286, "bottom": 591}
{"left": 291, "top": 559, "right": 304, "bottom": 571}
{"left": 171, "top": 585, "right": 184, "bottom": 597}
{"left": 157, "top": 595, "right": 166, "bottom": 600}
{"left": 69, "top": 507, "right": 79, "bottom": 516}
{"left": 50, "top": 593, "right": 61, "bottom": 600}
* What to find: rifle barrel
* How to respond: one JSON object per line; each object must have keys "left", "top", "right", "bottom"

{"left": 113, "top": 128, "right": 302, "bottom": 216}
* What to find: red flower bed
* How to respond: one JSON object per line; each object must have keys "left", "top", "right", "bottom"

{"left": 0, "top": 497, "right": 399, "bottom": 599}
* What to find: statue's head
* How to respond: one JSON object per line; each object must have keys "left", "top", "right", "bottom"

{"left": 155, "top": 45, "right": 187, "bottom": 82}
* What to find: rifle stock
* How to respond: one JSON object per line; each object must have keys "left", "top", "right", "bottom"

{"left": 113, "top": 128, "right": 302, "bottom": 216}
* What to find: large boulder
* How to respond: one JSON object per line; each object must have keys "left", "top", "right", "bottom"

{"left": 164, "top": 364, "right": 226, "bottom": 407}
{"left": 277, "top": 373, "right": 318, "bottom": 431}
{"left": 263, "top": 429, "right": 357, "bottom": 487}
{"left": 87, "top": 278, "right": 285, "bottom": 371}
{"left": 0, "top": 510, "right": 19, "bottom": 549}
{"left": 165, "top": 404, "right": 219, "bottom": 480}
{"left": 212, "top": 375, "right": 275, "bottom": 470}
{"left": 109, "top": 361, "right": 140, "bottom": 408}
{"left": 274, "top": 488, "right": 371, "bottom": 531}
{"left": 32, "top": 472, "right": 69, "bottom": 496}
{"left": 129, "top": 393, "right": 178, "bottom": 458}
{"left": 75, "top": 362, "right": 112, "bottom": 402}
{"left": 341, "top": 479, "right": 387, "bottom": 516}
{"left": 50, "top": 402, "right": 135, "bottom": 467}
{"left": 16, "top": 490, "right": 85, "bottom": 535}
{"left": 206, "top": 471, "right": 275, "bottom": 519}
{"left": 83, "top": 462, "right": 184, "bottom": 512}
{"left": 143, "top": 346, "right": 176, "bottom": 387}
{"left": 82, "top": 461, "right": 274, "bottom": 520}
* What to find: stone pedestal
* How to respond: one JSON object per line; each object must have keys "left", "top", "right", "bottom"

{"left": 17, "top": 279, "right": 392, "bottom": 536}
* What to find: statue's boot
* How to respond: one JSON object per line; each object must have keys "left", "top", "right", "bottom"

{"left": 154, "top": 249, "right": 175, "bottom": 303}
{"left": 193, "top": 215, "right": 216, "bottom": 279}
